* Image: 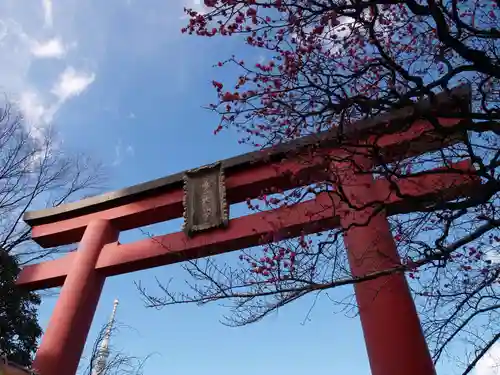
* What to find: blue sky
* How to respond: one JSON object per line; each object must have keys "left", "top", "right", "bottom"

{"left": 0, "top": 1, "right": 497, "bottom": 374}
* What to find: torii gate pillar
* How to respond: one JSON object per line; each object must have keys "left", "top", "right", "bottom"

{"left": 33, "top": 220, "right": 118, "bottom": 375}
{"left": 341, "top": 159, "right": 435, "bottom": 375}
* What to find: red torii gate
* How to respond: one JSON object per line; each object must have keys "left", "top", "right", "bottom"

{"left": 17, "top": 87, "right": 478, "bottom": 375}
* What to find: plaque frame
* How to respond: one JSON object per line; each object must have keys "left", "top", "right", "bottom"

{"left": 182, "top": 161, "right": 229, "bottom": 236}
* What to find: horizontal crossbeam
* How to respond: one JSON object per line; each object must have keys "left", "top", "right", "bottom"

{"left": 18, "top": 159, "right": 478, "bottom": 290}
{"left": 30, "top": 117, "right": 467, "bottom": 248}
{"left": 25, "top": 86, "right": 471, "bottom": 229}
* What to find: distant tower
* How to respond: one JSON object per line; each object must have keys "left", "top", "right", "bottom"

{"left": 92, "top": 299, "right": 119, "bottom": 375}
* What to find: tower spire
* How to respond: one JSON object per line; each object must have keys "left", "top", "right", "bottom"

{"left": 92, "top": 299, "right": 119, "bottom": 375}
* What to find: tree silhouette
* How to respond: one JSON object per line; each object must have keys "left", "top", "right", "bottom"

{"left": 0, "top": 100, "right": 105, "bottom": 367}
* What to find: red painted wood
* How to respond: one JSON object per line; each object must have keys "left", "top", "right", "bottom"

{"left": 340, "top": 159, "right": 435, "bottom": 375}
{"left": 30, "top": 118, "right": 464, "bottom": 248}
{"left": 18, "top": 159, "right": 477, "bottom": 290}
{"left": 32, "top": 220, "right": 118, "bottom": 375}
{"left": 344, "top": 212, "right": 436, "bottom": 375}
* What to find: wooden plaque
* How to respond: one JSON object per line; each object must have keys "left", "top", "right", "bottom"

{"left": 182, "top": 162, "right": 228, "bottom": 236}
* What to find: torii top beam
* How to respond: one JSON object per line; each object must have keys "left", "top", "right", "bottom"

{"left": 16, "top": 86, "right": 478, "bottom": 291}
{"left": 24, "top": 86, "right": 472, "bottom": 249}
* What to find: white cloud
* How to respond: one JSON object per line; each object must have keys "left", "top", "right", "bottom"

{"left": 42, "top": 0, "right": 53, "bottom": 28}
{"left": 475, "top": 343, "right": 500, "bottom": 375}
{"left": 31, "top": 38, "right": 66, "bottom": 58}
{"left": 51, "top": 66, "right": 95, "bottom": 102}
{"left": 484, "top": 244, "right": 500, "bottom": 264}
{"left": 181, "top": 0, "right": 208, "bottom": 18}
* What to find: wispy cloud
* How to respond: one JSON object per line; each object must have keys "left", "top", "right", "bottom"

{"left": 1, "top": 0, "right": 207, "bottom": 138}
{"left": 0, "top": 0, "right": 97, "bottom": 134}
{"left": 111, "top": 140, "right": 135, "bottom": 167}
{"left": 17, "top": 66, "right": 95, "bottom": 129}
{"left": 42, "top": 0, "right": 53, "bottom": 28}
{"left": 19, "top": 91, "right": 54, "bottom": 126}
